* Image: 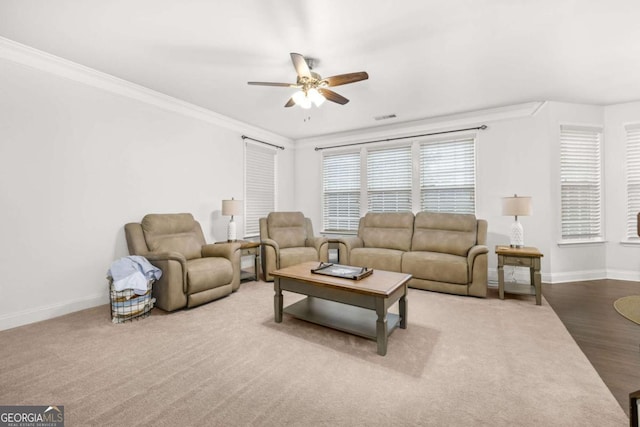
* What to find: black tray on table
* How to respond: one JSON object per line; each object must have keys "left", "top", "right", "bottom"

{"left": 310, "top": 262, "right": 373, "bottom": 280}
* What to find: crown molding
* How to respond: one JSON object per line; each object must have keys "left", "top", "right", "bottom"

{"left": 295, "top": 101, "right": 547, "bottom": 149}
{"left": 0, "top": 36, "right": 292, "bottom": 147}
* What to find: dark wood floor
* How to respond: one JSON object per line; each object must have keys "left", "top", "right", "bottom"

{"left": 542, "top": 279, "right": 640, "bottom": 417}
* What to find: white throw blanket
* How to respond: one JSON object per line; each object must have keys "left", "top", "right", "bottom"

{"left": 107, "top": 256, "right": 162, "bottom": 295}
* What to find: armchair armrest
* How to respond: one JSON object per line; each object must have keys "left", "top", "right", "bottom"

{"left": 335, "top": 236, "right": 363, "bottom": 265}
{"left": 144, "top": 251, "right": 189, "bottom": 293}
{"left": 202, "top": 242, "right": 241, "bottom": 260}
{"left": 260, "top": 238, "right": 280, "bottom": 254}
{"left": 467, "top": 245, "right": 489, "bottom": 270}
{"left": 306, "top": 236, "right": 329, "bottom": 252}
{"left": 338, "top": 236, "right": 364, "bottom": 250}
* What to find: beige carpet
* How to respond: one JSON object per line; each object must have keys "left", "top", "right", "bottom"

{"left": 614, "top": 295, "right": 640, "bottom": 325}
{"left": 0, "top": 282, "right": 628, "bottom": 426}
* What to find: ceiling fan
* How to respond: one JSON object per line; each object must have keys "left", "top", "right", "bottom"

{"left": 248, "top": 53, "right": 369, "bottom": 109}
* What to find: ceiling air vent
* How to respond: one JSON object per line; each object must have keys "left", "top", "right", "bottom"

{"left": 374, "top": 114, "right": 397, "bottom": 121}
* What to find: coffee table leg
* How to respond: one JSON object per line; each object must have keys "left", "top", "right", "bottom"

{"left": 399, "top": 291, "right": 407, "bottom": 329}
{"left": 274, "top": 279, "right": 283, "bottom": 323}
{"left": 375, "top": 299, "right": 388, "bottom": 356}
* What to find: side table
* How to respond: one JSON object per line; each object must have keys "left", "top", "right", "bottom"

{"left": 495, "top": 245, "right": 544, "bottom": 305}
{"left": 216, "top": 240, "right": 261, "bottom": 282}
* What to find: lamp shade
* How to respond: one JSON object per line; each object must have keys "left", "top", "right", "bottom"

{"left": 502, "top": 195, "right": 532, "bottom": 217}
{"left": 222, "top": 199, "right": 243, "bottom": 216}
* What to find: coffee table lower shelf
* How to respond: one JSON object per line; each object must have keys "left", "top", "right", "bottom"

{"left": 284, "top": 297, "right": 400, "bottom": 340}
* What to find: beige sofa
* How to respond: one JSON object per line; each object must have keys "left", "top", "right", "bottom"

{"left": 337, "top": 212, "right": 488, "bottom": 297}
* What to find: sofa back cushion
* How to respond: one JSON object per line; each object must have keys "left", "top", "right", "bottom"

{"left": 141, "top": 213, "right": 205, "bottom": 260}
{"left": 412, "top": 212, "right": 477, "bottom": 256}
{"left": 267, "top": 212, "right": 307, "bottom": 249}
{"left": 359, "top": 212, "right": 414, "bottom": 252}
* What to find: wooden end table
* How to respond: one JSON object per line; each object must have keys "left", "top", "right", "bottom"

{"left": 216, "top": 240, "right": 261, "bottom": 282}
{"left": 496, "top": 245, "right": 544, "bottom": 305}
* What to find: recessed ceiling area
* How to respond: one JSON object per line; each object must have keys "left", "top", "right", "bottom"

{"left": 1, "top": 1, "right": 639, "bottom": 140}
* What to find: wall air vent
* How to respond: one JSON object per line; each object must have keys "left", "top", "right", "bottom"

{"left": 374, "top": 114, "right": 397, "bottom": 121}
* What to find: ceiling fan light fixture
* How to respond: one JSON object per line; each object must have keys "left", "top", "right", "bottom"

{"left": 292, "top": 90, "right": 312, "bottom": 109}
{"left": 308, "top": 88, "right": 325, "bottom": 107}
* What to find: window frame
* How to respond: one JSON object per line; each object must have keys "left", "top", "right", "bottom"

{"left": 320, "top": 133, "right": 478, "bottom": 233}
{"left": 244, "top": 141, "right": 277, "bottom": 238}
{"left": 558, "top": 124, "right": 604, "bottom": 244}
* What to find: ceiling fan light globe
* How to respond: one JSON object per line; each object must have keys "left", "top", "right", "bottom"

{"left": 292, "top": 90, "right": 311, "bottom": 108}
{"left": 292, "top": 90, "right": 306, "bottom": 104}
{"left": 308, "top": 88, "right": 325, "bottom": 107}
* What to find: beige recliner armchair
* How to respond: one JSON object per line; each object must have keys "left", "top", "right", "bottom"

{"left": 125, "top": 213, "right": 241, "bottom": 311}
{"left": 260, "top": 212, "right": 329, "bottom": 281}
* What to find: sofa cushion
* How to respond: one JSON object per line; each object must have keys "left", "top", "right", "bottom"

{"left": 359, "top": 212, "right": 414, "bottom": 252}
{"left": 142, "top": 213, "right": 204, "bottom": 260}
{"left": 280, "top": 247, "right": 320, "bottom": 268}
{"left": 350, "top": 248, "right": 404, "bottom": 273}
{"left": 267, "top": 212, "right": 307, "bottom": 249}
{"left": 186, "top": 257, "right": 233, "bottom": 294}
{"left": 411, "top": 212, "right": 477, "bottom": 256}
{"left": 402, "top": 251, "right": 469, "bottom": 285}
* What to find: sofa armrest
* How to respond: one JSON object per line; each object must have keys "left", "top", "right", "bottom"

{"left": 202, "top": 242, "right": 241, "bottom": 260}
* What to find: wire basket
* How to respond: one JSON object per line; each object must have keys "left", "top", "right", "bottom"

{"left": 109, "top": 279, "right": 155, "bottom": 324}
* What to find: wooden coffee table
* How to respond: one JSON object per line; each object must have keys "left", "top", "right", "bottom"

{"left": 271, "top": 261, "right": 411, "bottom": 356}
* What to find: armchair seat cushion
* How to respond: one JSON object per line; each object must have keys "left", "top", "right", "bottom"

{"left": 402, "top": 251, "right": 468, "bottom": 285}
{"left": 280, "top": 247, "right": 320, "bottom": 269}
{"left": 186, "top": 257, "right": 234, "bottom": 294}
{"left": 350, "top": 248, "right": 404, "bottom": 273}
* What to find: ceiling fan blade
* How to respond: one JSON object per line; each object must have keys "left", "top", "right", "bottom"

{"left": 247, "top": 81, "right": 298, "bottom": 87}
{"left": 284, "top": 97, "right": 295, "bottom": 108}
{"left": 324, "top": 72, "right": 369, "bottom": 87}
{"left": 290, "top": 53, "right": 311, "bottom": 78}
{"left": 318, "top": 88, "right": 349, "bottom": 105}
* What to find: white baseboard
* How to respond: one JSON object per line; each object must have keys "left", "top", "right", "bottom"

{"left": 490, "top": 267, "right": 609, "bottom": 284}
{"left": 605, "top": 269, "right": 640, "bottom": 282}
{"left": 0, "top": 293, "right": 107, "bottom": 331}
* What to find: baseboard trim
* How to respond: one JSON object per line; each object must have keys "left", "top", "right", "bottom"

{"left": 0, "top": 293, "right": 107, "bottom": 331}
{"left": 490, "top": 267, "right": 608, "bottom": 284}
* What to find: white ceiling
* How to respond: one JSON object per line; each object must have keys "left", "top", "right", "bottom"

{"left": 2, "top": 1, "right": 640, "bottom": 140}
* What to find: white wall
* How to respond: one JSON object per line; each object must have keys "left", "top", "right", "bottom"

{"left": 0, "top": 52, "right": 293, "bottom": 330}
{"left": 293, "top": 101, "right": 622, "bottom": 284}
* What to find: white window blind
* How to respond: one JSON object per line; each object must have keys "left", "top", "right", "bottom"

{"left": 245, "top": 142, "right": 276, "bottom": 237}
{"left": 625, "top": 124, "right": 640, "bottom": 239}
{"left": 560, "top": 125, "right": 602, "bottom": 240}
{"left": 420, "top": 137, "right": 475, "bottom": 214}
{"left": 367, "top": 145, "right": 412, "bottom": 212}
{"left": 323, "top": 151, "right": 361, "bottom": 232}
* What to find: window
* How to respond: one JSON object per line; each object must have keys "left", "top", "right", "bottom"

{"left": 625, "top": 124, "right": 640, "bottom": 240}
{"left": 244, "top": 142, "right": 277, "bottom": 237}
{"left": 367, "top": 145, "right": 412, "bottom": 212}
{"left": 322, "top": 151, "right": 360, "bottom": 232}
{"left": 559, "top": 125, "right": 603, "bottom": 240}
{"left": 420, "top": 137, "right": 475, "bottom": 213}
{"left": 320, "top": 133, "right": 478, "bottom": 231}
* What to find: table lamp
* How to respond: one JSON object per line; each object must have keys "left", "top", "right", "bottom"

{"left": 222, "top": 198, "right": 243, "bottom": 242}
{"left": 502, "top": 194, "right": 532, "bottom": 248}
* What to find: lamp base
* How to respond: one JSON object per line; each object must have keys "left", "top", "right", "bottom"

{"left": 510, "top": 220, "right": 524, "bottom": 248}
{"left": 227, "top": 219, "right": 237, "bottom": 242}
